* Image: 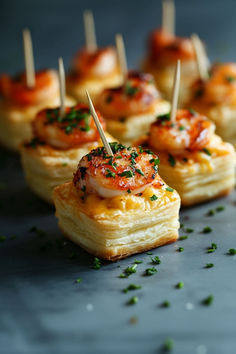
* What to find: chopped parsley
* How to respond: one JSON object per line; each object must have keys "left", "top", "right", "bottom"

{"left": 176, "top": 281, "right": 184, "bottom": 289}
{"left": 145, "top": 267, "right": 157, "bottom": 276}
{"left": 202, "top": 148, "right": 211, "bottom": 156}
{"left": 0, "top": 235, "right": 6, "bottom": 242}
{"left": 162, "top": 339, "right": 174, "bottom": 352}
{"left": 166, "top": 187, "right": 174, "bottom": 192}
{"left": 178, "top": 247, "right": 184, "bottom": 252}
{"left": 150, "top": 194, "right": 158, "bottom": 201}
{"left": 151, "top": 256, "right": 161, "bottom": 264}
{"left": 134, "top": 259, "right": 143, "bottom": 264}
{"left": 127, "top": 296, "right": 139, "bottom": 305}
{"left": 105, "top": 169, "right": 116, "bottom": 178}
{"left": 207, "top": 243, "right": 217, "bottom": 253}
{"left": 202, "top": 295, "right": 214, "bottom": 306}
{"left": 179, "top": 125, "right": 185, "bottom": 131}
{"left": 161, "top": 300, "right": 170, "bottom": 308}
{"left": 225, "top": 76, "right": 236, "bottom": 83}
{"left": 135, "top": 168, "right": 145, "bottom": 176}
{"left": 207, "top": 209, "right": 215, "bottom": 216}
{"left": 120, "top": 264, "right": 138, "bottom": 278}
{"left": 146, "top": 252, "right": 153, "bottom": 255}
{"left": 228, "top": 248, "right": 236, "bottom": 255}
{"left": 93, "top": 257, "right": 101, "bottom": 269}
{"left": 179, "top": 236, "right": 188, "bottom": 241}
{"left": 185, "top": 228, "right": 194, "bottom": 233}
{"left": 124, "top": 82, "right": 139, "bottom": 97}
{"left": 216, "top": 206, "right": 225, "bottom": 212}
{"left": 118, "top": 170, "right": 134, "bottom": 178}
{"left": 123, "top": 284, "right": 142, "bottom": 293}
{"left": 75, "top": 278, "right": 82, "bottom": 283}
{"left": 127, "top": 189, "right": 131, "bottom": 194}
{"left": 205, "top": 263, "right": 214, "bottom": 268}
{"left": 202, "top": 226, "right": 212, "bottom": 233}
{"left": 168, "top": 154, "right": 176, "bottom": 167}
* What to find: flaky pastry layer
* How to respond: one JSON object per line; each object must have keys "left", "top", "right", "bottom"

{"left": 0, "top": 95, "right": 75, "bottom": 151}
{"left": 105, "top": 99, "right": 170, "bottom": 146}
{"left": 136, "top": 134, "right": 235, "bottom": 206}
{"left": 20, "top": 133, "right": 116, "bottom": 204}
{"left": 53, "top": 181, "right": 180, "bottom": 260}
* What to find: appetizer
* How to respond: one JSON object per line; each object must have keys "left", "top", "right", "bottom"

{"left": 20, "top": 103, "right": 114, "bottom": 204}
{"left": 135, "top": 109, "right": 235, "bottom": 206}
{"left": 53, "top": 143, "right": 180, "bottom": 260}
{"left": 97, "top": 71, "right": 170, "bottom": 145}
{"left": 0, "top": 70, "right": 75, "bottom": 151}
{"left": 66, "top": 46, "right": 122, "bottom": 103}
{"left": 142, "top": 29, "right": 198, "bottom": 106}
{"left": 188, "top": 63, "right": 236, "bottom": 148}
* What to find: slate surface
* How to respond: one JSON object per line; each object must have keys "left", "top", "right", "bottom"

{"left": 0, "top": 1, "right": 236, "bottom": 353}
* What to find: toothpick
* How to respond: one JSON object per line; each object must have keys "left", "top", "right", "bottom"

{"left": 170, "top": 60, "right": 181, "bottom": 123}
{"left": 86, "top": 90, "right": 113, "bottom": 156}
{"left": 162, "top": 0, "right": 175, "bottom": 36}
{"left": 58, "top": 57, "right": 66, "bottom": 118}
{"left": 191, "top": 33, "right": 209, "bottom": 81}
{"left": 115, "top": 33, "right": 128, "bottom": 81}
{"left": 22, "top": 28, "right": 35, "bottom": 88}
{"left": 83, "top": 10, "right": 97, "bottom": 53}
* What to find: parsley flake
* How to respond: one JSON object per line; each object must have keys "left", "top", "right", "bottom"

{"left": 150, "top": 194, "right": 158, "bottom": 201}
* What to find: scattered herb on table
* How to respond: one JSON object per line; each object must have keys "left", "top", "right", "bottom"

{"left": 176, "top": 281, "right": 184, "bottom": 289}
{"left": 202, "top": 226, "right": 212, "bottom": 233}
{"left": 123, "top": 284, "right": 142, "bottom": 293}
{"left": 202, "top": 295, "right": 214, "bottom": 306}
{"left": 228, "top": 248, "right": 236, "bottom": 255}
{"left": 93, "top": 257, "right": 101, "bottom": 269}
{"left": 127, "top": 296, "right": 139, "bottom": 305}
{"left": 216, "top": 206, "right": 225, "bottom": 212}
{"left": 151, "top": 256, "right": 161, "bottom": 264}
{"left": 161, "top": 300, "right": 170, "bottom": 308}
{"left": 205, "top": 263, "right": 214, "bottom": 268}
{"left": 207, "top": 243, "right": 217, "bottom": 253}
{"left": 0, "top": 235, "right": 6, "bottom": 242}
{"left": 134, "top": 259, "right": 143, "bottom": 264}
{"left": 162, "top": 338, "right": 174, "bottom": 351}
{"left": 75, "top": 278, "right": 82, "bottom": 283}
{"left": 178, "top": 247, "right": 184, "bottom": 252}
{"left": 145, "top": 267, "right": 157, "bottom": 276}
{"left": 185, "top": 228, "right": 194, "bottom": 233}
{"left": 179, "top": 236, "right": 188, "bottom": 241}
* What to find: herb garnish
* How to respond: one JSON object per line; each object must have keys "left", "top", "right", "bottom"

{"left": 75, "top": 278, "right": 82, "bottom": 283}
{"left": 205, "top": 263, "right": 214, "bottom": 268}
{"left": 207, "top": 243, "right": 217, "bottom": 253}
{"left": 123, "top": 284, "right": 142, "bottom": 293}
{"left": 93, "top": 257, "right": 101, "bottom": 269}
{"left": 176, "top": 281, "right": 184, "bottom": 289}
{"left": 161, "top": 300, "right": 170, "bottom": 308}
{"left": 202, "top": 226, "right": 212, "bottom": 233}
{"left": 166, "top": 187, "right": 174, "bottom": 192}
{"left": 151, "top": 256, "right": 161, "bottom": 264}
{"left": 150, "top": 194, "right": 158, "bottom": 201}
{"left": 179, "top": 236, "right": 188, "bottom": 240}
{"left": 127, "top": 296, "right": 139, "bottom": 305}
{"left": 228, "top": 248, "right": 236, "bottom": 255}
{"left": 0, "top": 235, "right": 6, "bottom": 242}
{"left": 202, "top": 295, "right": 214, "bottom": 306}
{"left": 124, "top": 82, "right": 139, "bottom": 97}
{"left": 118, "top": 170, "right": 134, "bottom": 178}
{"left": 145, "top": 267, "right": 157, "bottom": 276}
{"left": 162, "top": 339, "right": 174, "bottom": 352}
{"left": 202, "top": 148, "right": 211, "bottom": 156}
{"left": 168, "top": 154, "right": 176, "bottom": 167}
{"left": 178, "top": 247, "right": 184, "bottom": 252}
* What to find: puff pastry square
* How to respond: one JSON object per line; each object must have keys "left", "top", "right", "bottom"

{"left": 155, "top": 135, "right": 235, "bottom": 206}
{"left": 53, "top": 181, "right": 180, "bottom": 261}
{"left": 0, "top": 96, "right": 75, "bottom": 151}
{"left": 20, "top": 134, "right": 114, "bottom": 204}
{"left": 105, "top": 100, "right": 170, "bottom": 146}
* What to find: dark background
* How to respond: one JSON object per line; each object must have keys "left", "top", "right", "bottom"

{"left": 0, "top": 0, "right": 236, "bottom": 74}
{"left": 1, "top": 1, "right": 236, "bottom": 354}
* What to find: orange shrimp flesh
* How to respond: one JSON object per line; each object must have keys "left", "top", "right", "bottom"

{"left": 98, "top": 71, "right": 160, "bottom": 120}
{"left": 73, "top": 143, "right": 163, "bottom": 198}
{"left": 149, "top": 109, "right": 215, "bottom": 155}
{"left": 32, "top": 103, "right": 106, "bottom": 150}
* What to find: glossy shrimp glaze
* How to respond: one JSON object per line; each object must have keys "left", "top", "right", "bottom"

{"left": 32, "top": 103, "right": 106, "bottom": 150}
{"left": 149, "top": 109, "right": 215, "bottom": 155}
{"left": 148, "top": 30, "right": 195, "bottom": 65}
{"left": 191, "top": 63, "right": 236, "bottom": 105}
{"left": 73, "top": 143, "right": 163, "bottom": 198}
{"left": 72, "top": 47, "right": 118, "bottom": 78}
{"left": 0, "top": 70, "right": 59, "bottom": 106}
{"left": 98, "top": 71, "right": 160, "bottom": 119}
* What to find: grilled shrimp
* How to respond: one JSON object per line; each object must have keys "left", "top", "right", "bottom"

{"left": 73, "top": 143, "right": 163, "bottom": 198}
{"left": 32, "top": 103, "right": 106, "bottom": 150}
{"left": 148, "top": 30, "right": 195, "bottom": 64}
{"left": 98, "top": 71, "right": 160, "bottom": 119}
{"left": 149, "top": 109, "right": 215, "bottom": 155}
{"left": 192, "top": 63, "right": 236, "bottom": 105}
{"left": 0, "top": 70, "right": 59, "bottom": 106}
{"left": 73, "top": 47, "right": 118, "bottom": 78}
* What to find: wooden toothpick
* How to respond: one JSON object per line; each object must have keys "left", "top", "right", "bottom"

{"left": 170, "top": 60, "right": 181, "bottom": 123}
{"left": 83, "top": 10, "right": 97, "bottom": 53}
{"left": 23, "top": 28, "right": 35, "bottom": 88}
{"left": 86, "top": 90, "right": 113, "bottom": 156}
{"left": 191, "top": 33, "right": 209, "bottom": 81}
{"left": 162, "top": 0, "right": 175, "bottom": 36}
{"left": 115, "top": 33, "right": 128, "bottom": 81}
{"left": 58, "top": 57, "right": 66, "bottom": 118}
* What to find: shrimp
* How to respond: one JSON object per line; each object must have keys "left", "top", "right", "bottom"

{"left": 98, "top": 71, "right": 160, "bottom": 120}
{"left": 32, "top": 103, "right": 106, "bottom": 150}
{"left": 149, "top": 109, "right": 215, "bottom": 155}
{"left": 148, "top": 30, "right": 195, "bottom": 64}
{"left": 73, "top": 47, "right": 118, "bottom": 78}
{"left": 0, "top": 70, "right": 59, "bottom": 106}
{"left": 73, "top": 143, "right": 164, "bottom": 198}
{"left": 192, "top": 63, "right": 236, "bottom": 105}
